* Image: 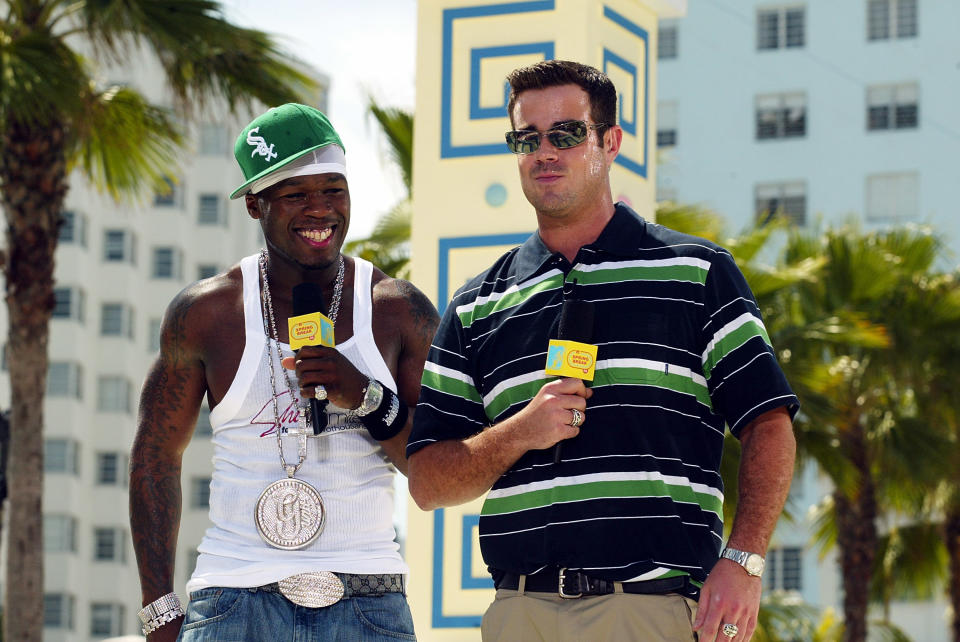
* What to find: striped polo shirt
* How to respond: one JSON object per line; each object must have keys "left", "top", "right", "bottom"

{"left": 408, "top": 204, "right": 798, "bottom": 586}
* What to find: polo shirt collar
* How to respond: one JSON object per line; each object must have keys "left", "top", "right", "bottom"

{"left": 514, "top": 202, "right": 649, "bottom": 280}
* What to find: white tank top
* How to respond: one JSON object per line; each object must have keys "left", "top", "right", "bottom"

{"left": 186, "top": 255, "right": 407, "bottom": 593}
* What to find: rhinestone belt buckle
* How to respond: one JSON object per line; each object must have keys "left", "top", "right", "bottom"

{"left": 278, "top": 571, "right": 345, "bottom": 608}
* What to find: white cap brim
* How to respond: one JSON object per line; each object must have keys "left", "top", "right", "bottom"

{"left": 248, "top": 145, "right": 347, "bottom": 195}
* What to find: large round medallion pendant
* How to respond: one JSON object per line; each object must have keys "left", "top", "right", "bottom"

{"left": 255, "top": 478, "right": 325, "bottom": 550}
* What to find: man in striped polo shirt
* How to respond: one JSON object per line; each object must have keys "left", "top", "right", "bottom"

{"left": 407, "top": 60, "right": 798, "bottom": 642}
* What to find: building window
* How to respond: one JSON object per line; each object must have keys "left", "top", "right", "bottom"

{"left": 90, "top": 603, "right": 125, "bottom": 637}
{"left": 756, "top": 93, "right": 806, "bottom": 140}
{"left": 198, "top": 193, "right": 226, "bottom": 226}
{"left": 867, "top": 83, "right": 918, "bottom": 130}
{"left": 98, "top": 376, "right": 132, "bottom": 413}
{"left": 657, "top": 101, "right": 678, "bottom": 148}
{"left": 59, "top": 210, "right": 88, "bottom": 246}
{"left": 53, "top": 287, "right": 85, "bottom": 323}
{"left": 757, "top": 6, "right": 805, "bottom": 50}
{"left": 94, "top": 527, "right": 127, "bottom": 562}
{"left": 154, "top": 175, "right": 182, "bottom": 207}
{"left": 191, "top": 477, "right": 212, "bottom": 509}
{"left": 755, "top": 181, "right": 807, "bottom": 226}
{"left": 100, "top": 302, "right": 134, "bottom": 338}
{"left": 868, "top": 0, "right": 917, "bottom": 40}
{"left": 44, "top": 593, "right": 75, "bottom": 630}
{"left": 197, "top": 264, "right": 220, "bottom": 280}
{"left": 96, "top": 452, "right": 126, "bottom": 485}
{"left": 866, "top": 172, "right": 918, "bottom": 222}
{"left": 103, "top": 229, "right": 136, "bottom": 264}
{"left": 152, "top": 246, "right": 183, "bottom": 280}
{"left": 199, "top": 123, "right": 228, "bottom": 156}
{"left": 149, "top": 318, "right": 163, "bottom": 353}
{"left": 44, "top": 438, "right": 80, "bottom": 474}
{"left": 43, "top": 514, "right": 78, "bottom": 552}
{"left": 765, "top": 546, "right": 803, "bottom": 591}
{"left": 47, "top": 361, "right": 83, "bottom": 399}
{"left": 658, "top": 23, "right": 678, "bottom": 59}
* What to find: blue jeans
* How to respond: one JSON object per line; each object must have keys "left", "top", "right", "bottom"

{"left": 177, "top": 586, "right": 416, "bottom": 641}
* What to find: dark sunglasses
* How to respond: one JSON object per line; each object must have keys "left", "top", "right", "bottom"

{"left": 504, "top": 120, "right": 607, "bottom": 154}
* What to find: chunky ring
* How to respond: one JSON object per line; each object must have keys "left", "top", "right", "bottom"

{"left": 314, "top": 385, "right": 327, "bottom": 401}
{"left": 569, "top": 408, "right": 584, "bottom": 428}
{"left": 722, "top": 623, "right": 739, "bottom": 638}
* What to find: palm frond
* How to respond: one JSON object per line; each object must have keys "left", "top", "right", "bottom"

{"left": 0, "top": 26, "right": 87, "bottom": 124}
{"left": 654, "top": 202, "right": 726, "bottom": 242}
{"left": 344, "top": 200, "right": 411, "bottom": 279}
{"left": 872, "top": 521, "right": 947, "bottom": 603}
{"left": 367, "top": 97, "right": 413, "bottom": 194}
{"left": 79, "top": 0, "right": 316, "bottom": 112}
{"left": 754, "top": 592, "right": 838, "bottom": 642}
{"left": 72, "top": 84, "right": 182, "bottom": 200}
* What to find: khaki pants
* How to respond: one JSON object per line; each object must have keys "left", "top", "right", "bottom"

{"left": 481, "top": 586, "right": 699, "bottom": 642}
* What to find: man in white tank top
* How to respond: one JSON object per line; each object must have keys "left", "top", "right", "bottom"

{"left": 130, "top": 103, "right": 439, "bottom": 641}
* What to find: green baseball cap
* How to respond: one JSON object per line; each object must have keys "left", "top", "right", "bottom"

{"left": 230, "top": 103, "right": 346, "bottom": 199}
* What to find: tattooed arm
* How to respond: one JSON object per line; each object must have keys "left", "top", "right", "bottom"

{"left": 130, "top": 287, "right": 210, "bottom": 641}
{"left": 372, "top": 276, "right": 440, "bottom": 475}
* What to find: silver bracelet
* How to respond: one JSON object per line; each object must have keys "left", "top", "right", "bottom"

{"left": 138, "top": 592, "right": 184, "bottom": 635}
{"left": 142, "top": 607, "right": 185, "bottom": 635}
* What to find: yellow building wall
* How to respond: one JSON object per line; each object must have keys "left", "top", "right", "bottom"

{"left": 407, "top": 1, "right": 684, "bottom": 638}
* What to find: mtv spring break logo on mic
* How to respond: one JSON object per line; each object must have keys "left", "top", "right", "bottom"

{"left": 545, "top": 340, "right": 598, "bottom": 380}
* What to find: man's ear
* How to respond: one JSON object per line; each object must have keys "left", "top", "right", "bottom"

{"left": 603, "top": 125, "right": 623, "bottom": 163}
{"left": 245, "top": 194, "right": 263, "bottom": 220}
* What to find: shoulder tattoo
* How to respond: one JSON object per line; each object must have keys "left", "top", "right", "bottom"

{"left": 394, "top": 279, "right": 440, "bottom": 345}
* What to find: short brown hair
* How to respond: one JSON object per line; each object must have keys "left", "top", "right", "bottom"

{"left": 506, "top": 60, "right": 617, "bottom": 143}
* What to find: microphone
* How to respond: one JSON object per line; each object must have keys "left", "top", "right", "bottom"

{"left": 553, "top": 298, "right": 595, "bottom": 463}
{"left": 292, "top": 283, "right": 328, "bottom": 435}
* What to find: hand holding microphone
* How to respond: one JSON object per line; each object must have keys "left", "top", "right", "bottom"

{"left": 285, "top": 283, "right": 365, "bottom": 434}
{"left": 541, "top": 297, "right": 597, "bottom": 463}
{"left": 290, "top": 283, "right": 330, "bottom": 434}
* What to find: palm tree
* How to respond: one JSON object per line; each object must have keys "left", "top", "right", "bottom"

{"left": 345, "top": 98, "right": 413, "bottom": 278}
{"left": 659, "top": 206, "right": 959, "bottom": 640}
{"left": 777, "top": 223, "right": 956, "bottom": 642}
{"left": 0, "top": 2, "right": 315, "bottom": 639}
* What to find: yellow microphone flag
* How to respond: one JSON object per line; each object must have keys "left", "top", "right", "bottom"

{"left": 545, "top": 339, "right": 598, "bottom": 380}
{"left": 288, "top": 312, "right": 335, "bottom": 350}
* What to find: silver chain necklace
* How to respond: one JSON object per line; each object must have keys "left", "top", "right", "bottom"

{"left": 254, "top": 249, "right": 344, "bottom": 550}
{"left": 259, "top": 248, "right": 344, "bottom": 469}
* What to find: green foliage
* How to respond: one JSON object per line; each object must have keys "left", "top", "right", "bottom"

{"left": 347, "top": 98, "right": 414, "bottom": 278}
{"left": 1, "top": 0, "right": 318, "bottom": 201}
{"left": 366, "top": 97, "right": 413, "bottom": 194}
{"left": 658, "top": 202, "right": 960, "bottom": 636}
{"left": 344, "top": 200, "right": 411, "bottom": 280}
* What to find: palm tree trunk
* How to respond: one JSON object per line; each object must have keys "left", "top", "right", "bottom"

{"left": 0, "top": 118, "right": 69, "bottom": 642}
{"left": 834, "top": 422, "right": 878, "bottom": 642}
{"left": 946, "top": 506, "right": 960, "bottom": 642}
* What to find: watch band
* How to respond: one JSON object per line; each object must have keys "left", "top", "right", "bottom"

{"left": 720, "top": 547, "right": 765, "bottom": 577}
{"left": 137, "top": 592, "right": 181, "bottom": 624}
{"left": 138, "top": 592, "right": 184, "bottom": 635}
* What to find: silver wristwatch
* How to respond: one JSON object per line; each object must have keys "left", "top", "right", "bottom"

{"left": 720, "top": 547, "right": 765, "bottom": 577}
{"left": 350, "top": 378, "right": 383, "bottom": 417}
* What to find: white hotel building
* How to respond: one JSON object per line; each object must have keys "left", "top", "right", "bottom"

{"left": 656, "top": 1, "right": 954, "bottom": 639}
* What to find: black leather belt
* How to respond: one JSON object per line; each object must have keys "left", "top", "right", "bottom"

{"left": 495, "top": 567, "right": 688, "bottom": 599}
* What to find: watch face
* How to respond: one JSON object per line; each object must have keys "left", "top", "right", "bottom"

{"left": 360, "top": 380, "right": 383, "bottom": 415}
{"left": 745, "top": 554, "right": 765, "bottom": 576}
